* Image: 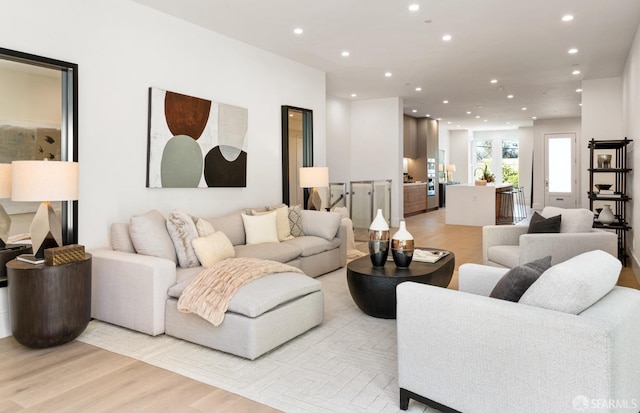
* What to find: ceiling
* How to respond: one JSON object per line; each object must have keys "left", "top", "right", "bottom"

{"left": 133, "top": 0, "right": 640, "bottom": 131}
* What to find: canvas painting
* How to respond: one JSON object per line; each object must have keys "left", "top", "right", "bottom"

{"left": 146, "top": 87, "right": 248, "bottom": 188}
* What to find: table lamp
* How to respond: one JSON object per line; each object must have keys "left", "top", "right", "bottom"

{"left": 11, "top": 159, "right": 79, "bottom": 263}
{"left": 0, "top": 164, "right": 11, "bottom": 248}
{"left": 299, "top": 167, "right": 329, "bottom": 210}
{"left": 446, "top": 164, "right": 456, "bottom": 182}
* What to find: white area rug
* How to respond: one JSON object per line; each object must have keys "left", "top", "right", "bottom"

{"left": 78, "top": 267, "right": 437, "bottom": 413}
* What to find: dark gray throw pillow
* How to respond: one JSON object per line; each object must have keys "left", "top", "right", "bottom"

{"left": 490, "top": 256, "right": 553, "bottom": 302}
{"left": 527, "top": 211, "right": 561, "bottom": 234}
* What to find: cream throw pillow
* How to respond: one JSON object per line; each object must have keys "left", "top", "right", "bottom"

{"left": 256, "top": 204, "right": 293, "bottom": 241}
{"left": 196, "top": 218, "right": 215, "bottom": 237}
{"left": 191, "top": 231, "right": 235, "bottom": 268}
{"left": 241, "top": 212, "right": 279, "bottom": 244}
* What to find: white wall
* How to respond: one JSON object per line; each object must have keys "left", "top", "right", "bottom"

{"left": 350, "top": 97, "right": 403, "bottom": 226}
{"left": 449, "top": 130, "right": 471, "bottom": 183}
{"left": 326, "top": 95, "right": 351, "bottom": 185}
{"left": 518, "top": 126, "right": 534, "bottom": 207}
{"left": 0, "top": 66, "right": 61, "bottom": 127}
{"left": 0, "top": 0, "right": 326, "bottom": 248}
{"left": 623, "top": 24, "right": 640, "bottom": 273}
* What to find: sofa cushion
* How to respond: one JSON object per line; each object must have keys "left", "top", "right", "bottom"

{"left": 228, "top": 272, "right": 321, "bottom": 318}
{"left": 284, "top": 235, "right": 342, "bottom": 257}
{"left": 241, "top": 212, "right": 279, "bottom": 244}
{"left": 204, "top": 212, "right": 245, "bottom": 246}
{"left": 487, "top": 245, "right": 520, "bottom": 268}
{"left": 111, "top": 223, "right": 135, "bottom": 253}
{"left": 191, "top": 231, "right": 235, "bottom": 268}
{"left": 129, "top": 209, "right": 177, "bottom": 264}
{"left": 166, "top": 210, "right": 200, "bottom": 268}
{"left": 234, "top": 242, "right": 302, "bottom": 263}
{"left": 490, "top": 256, "right": 552, "bottom": 301}
{"left": 169, "top": 271, "right": 321, "bottom": 319}
{"left": 519, "top": 250, "right": 621, "bottom": 314}
{"left": 300, "top": 210, "right": 342, "bottom": 241}
{"left": 541, "top": 207, "right": 594, "bottom": 233}
{"left": 527, "top": 211, "right": 561, "bottom": 234}
{"left": 288, "top": 205, "right": 305, "bottom": 237}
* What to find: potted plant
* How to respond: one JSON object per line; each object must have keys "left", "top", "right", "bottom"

{"left": 475, "top": 164, "right": 495, "bottom": 185}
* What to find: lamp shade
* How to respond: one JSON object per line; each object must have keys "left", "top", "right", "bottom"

{"left": 446, "top": 164, "right": 456, "bottom": 172}
{"left": 299, "top": 167, "right": 329, "bottom": 188}
{"left": 0, "top": 164, "right": 10, "bottom": 199}
{"left": 11, "top": 160, "right": 79, "bottom": 202}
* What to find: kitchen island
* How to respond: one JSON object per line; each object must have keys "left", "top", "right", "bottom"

{"left": 445, "top": 183, "right": 513, "bottom": 226}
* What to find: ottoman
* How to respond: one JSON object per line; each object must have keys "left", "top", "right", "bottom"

{"left": 165, "top": 271, "right": 323, "bottom": 360}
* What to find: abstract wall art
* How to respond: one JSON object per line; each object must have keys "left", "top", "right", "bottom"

{"left": 146, "top": 87, "right": 248, "bottom": 188}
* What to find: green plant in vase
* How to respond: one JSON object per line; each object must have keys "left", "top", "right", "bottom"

{"left": 476, "top": 164, "right": 495, "bottom": 183}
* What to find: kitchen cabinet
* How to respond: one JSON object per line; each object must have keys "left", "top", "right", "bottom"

{"left": 404, "top": 183, "right": 427, "bottom": 215}
{"left": 403, "top": 115, "right": 417, "bottom": 159}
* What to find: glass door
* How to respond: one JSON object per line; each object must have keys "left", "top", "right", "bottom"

{"left": 545, "top": 133, "right": 577, "bottom": 208}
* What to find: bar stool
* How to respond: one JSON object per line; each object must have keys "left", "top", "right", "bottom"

{"left": 497, "top": 190, "right": 515, "bottom": 225}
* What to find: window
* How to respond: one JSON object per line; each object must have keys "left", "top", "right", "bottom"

{"left": 502, "top": 140, "right": 519, "bottom": 187}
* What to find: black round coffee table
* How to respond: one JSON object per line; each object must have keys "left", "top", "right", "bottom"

{"left": 346, "top": 249, "right": 455, "bottom": 319}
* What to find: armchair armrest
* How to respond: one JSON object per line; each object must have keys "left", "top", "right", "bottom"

{"left": 519, "top": 230, "right": 618, "bottom": 265}
{"left": 337, "top": 222, "right": 348, "bottom": 267}
{"left": 397, "top": 282, "right": 640, "bottom": 413}
{"left": 90, "top": 248, "right": 177, "bottom": 336}
{"left": 482, "top": 225, "right": 528, "bottom": 264}
{"left": 458, "top": 263, "right": 509, "bottom": 296}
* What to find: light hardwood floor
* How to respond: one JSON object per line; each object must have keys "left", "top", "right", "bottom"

{"left": 1, "top": 208, "right": 637, "bottom": 411}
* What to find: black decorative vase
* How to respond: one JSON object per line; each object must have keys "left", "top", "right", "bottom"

{"left": 368, "top": 209, "right": 389, "bottom": 267}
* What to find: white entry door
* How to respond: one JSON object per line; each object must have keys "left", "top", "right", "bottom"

{"left": 545, "top": 133, "right": 577, "bottom": 208}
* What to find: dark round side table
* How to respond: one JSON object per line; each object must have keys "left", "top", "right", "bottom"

{"left": 346, "top": 249, "right": 455, "bottom": 319}
{"left": 7, "top": 253, "right": 92, "bottom": 348}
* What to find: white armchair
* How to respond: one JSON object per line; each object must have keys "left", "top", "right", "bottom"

{"left": 397, "top": 252, "right": 640, "bottom": 412}
{"left": 483, "top": 207, "right": 618, "bottom": 268}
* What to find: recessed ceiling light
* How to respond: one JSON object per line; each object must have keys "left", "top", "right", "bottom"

{"left": 289, "top": 114, "right": 294, "bottom": 117}
{"left": 475, "top": 115, "right": 480, "bottom": 119}
{"left": 532, "top": 116, "right": 537, "bottom": 120}
{"left": 490, "top": 79, "right": 498, "bottom": 84}
{"left": 293, "top": 28, "right": 303, "bottom": 35}
{"left": 415, "top": 87, "right": 422, "bottom": 91}
{"left": 521, "top": 107, "right": 527, "bottom": 111}
{"left": 412, "top": 109, "right": 418, "bottom": 113}
{"left": 447, "top": 121, "right": 452, "bottom": 124}
{"left": 506, "top": 122, "right": 511, "bottom": 125}
{"left": 484, "top": 119, "right": 488, "bottom": 122}
{"left": 576, "top": 88, "right": 582, "bottom": 93}
{"left": 507, "top": 95, "right": 514, "bottom": 99}
{"left": 579, "top": 103, "right": 583, "bottom": 106}
{"left": 409, "top": 4, "right": 420, "bottom": 12}
{"left": 442, "top": 34, "right": 452, "bottom": 41}
{"left": 466, "top": 111, "right": 472, "bottom": 114}
{"left": 443, "top": 100, "right": 449, "bottom": 104}
{"left": 436, "top": 118, "right": 442, "bottom": 121}
{"left": 477, "top": 105, "right": 483, "bottom": 109}
{"left": 562, "top": 14, "right": 574, "bottom": 22}
{"left": 351, "top": 93, "right": 357, "bottom": 97}
{"left": 572, "top": 70, "right": 581, "bottom": 75}
{"left": 426, "top": 114, "right": 431, "bottom": 117}
{"left": 385, "top": 72, "right": 392, "bottom": 77}
{"left": 341, "top": 51, "right": 350, "bottom": 57}
{"left": 568, "top": 48, "right": 578, "bottom": 54}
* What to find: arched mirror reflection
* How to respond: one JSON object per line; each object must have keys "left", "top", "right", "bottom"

{"left": 281, "top": 106, "right": 313, "bottom": 206}
{"left": 0, "top": 47, "right": 78, "bottom": 247}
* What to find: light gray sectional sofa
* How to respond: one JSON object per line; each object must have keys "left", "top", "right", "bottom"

{"left": 90, "top": 206, "right": 347, "bottom": 359}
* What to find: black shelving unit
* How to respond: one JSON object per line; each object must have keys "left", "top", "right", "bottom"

{"left": 588, "top": 138, "right": 632, "bottom": 265}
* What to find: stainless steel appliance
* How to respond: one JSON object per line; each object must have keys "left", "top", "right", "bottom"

{"left": 427, "top": 158, "right": 436, "bottom": 196}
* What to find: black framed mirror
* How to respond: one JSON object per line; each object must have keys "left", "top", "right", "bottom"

{"left": 281, "top": 106, "right": 313, "bottom": 206}
{"left": 0, "top": 47, "right": 78, "bottom": 245}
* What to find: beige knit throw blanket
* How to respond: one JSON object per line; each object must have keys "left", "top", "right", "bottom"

{"left": 177, "top": 257, "right": 303, "bottom": 326}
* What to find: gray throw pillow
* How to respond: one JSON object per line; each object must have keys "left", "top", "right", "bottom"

{"left": 490, "top": 256, "right": 552, "bottom": 302}
{"left": 129, "top": 209, "right": 177, "bottom": 264}
{"left": 527, "top": 211, "right": 561, "bottom": 234}
{"left": 300, "top": 210, "right": 342, "bottom": 241}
